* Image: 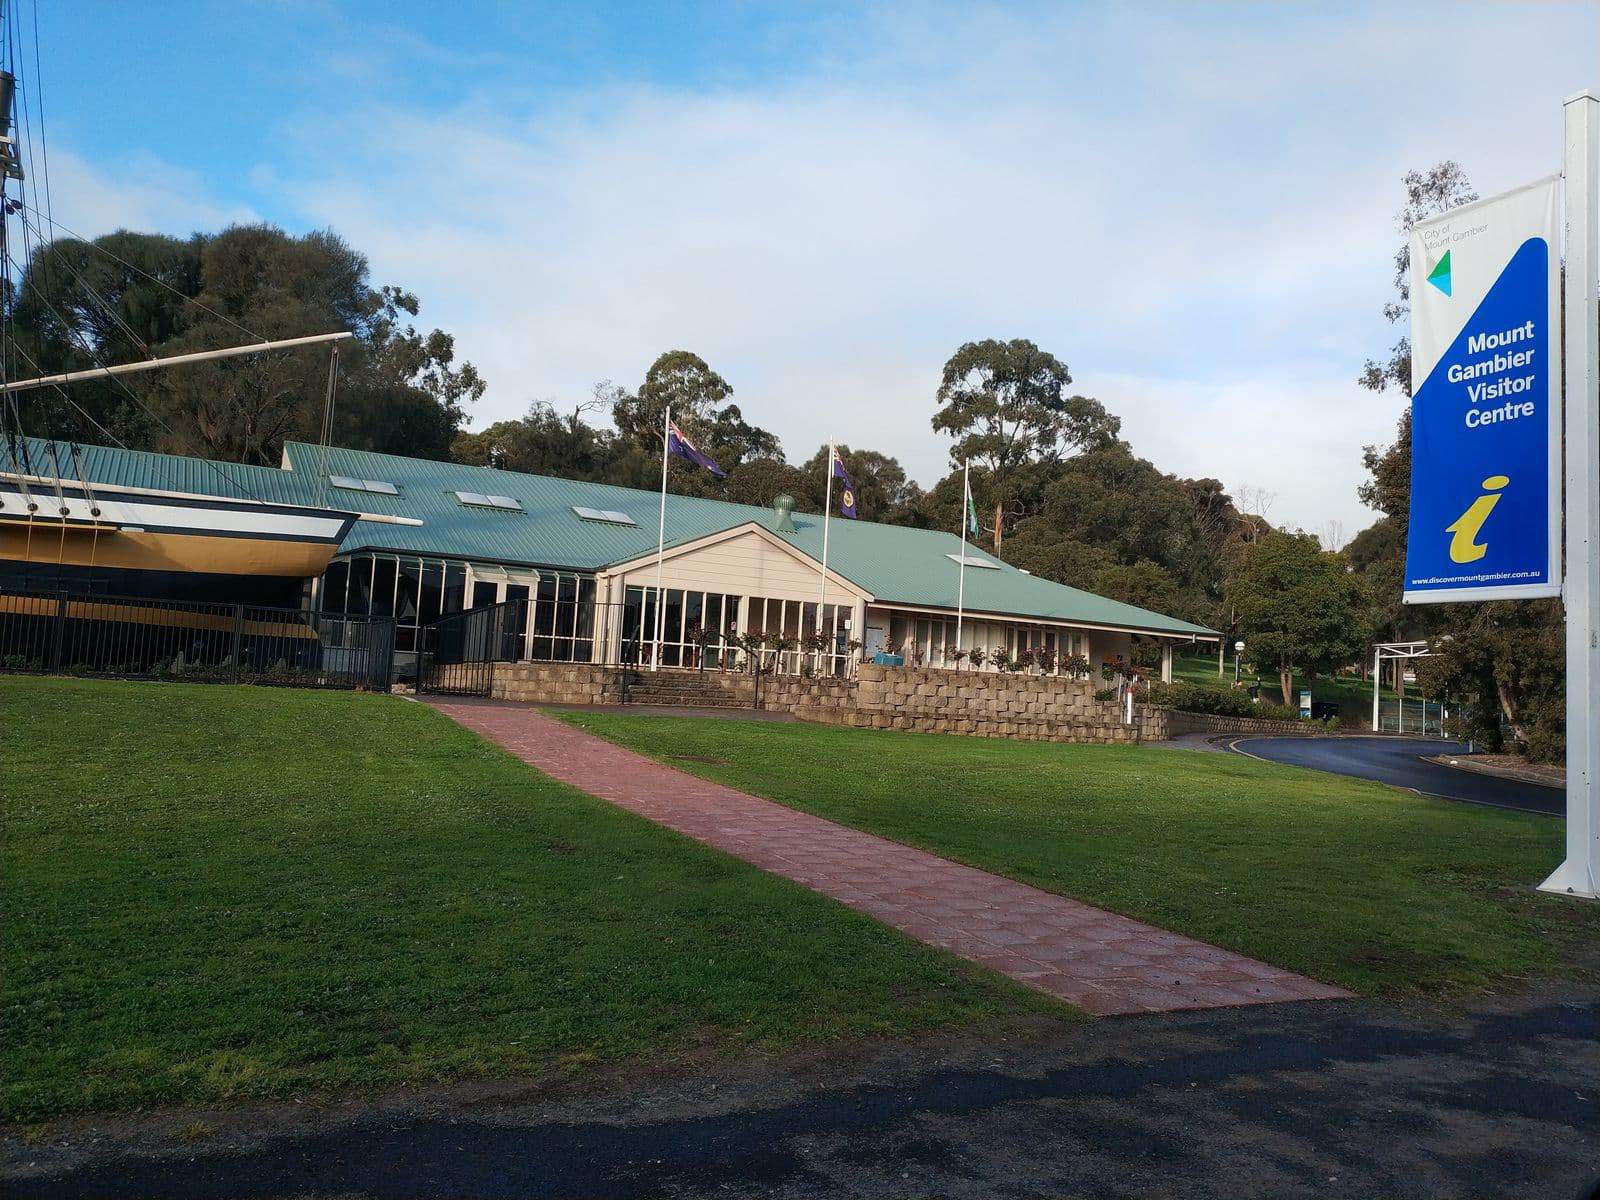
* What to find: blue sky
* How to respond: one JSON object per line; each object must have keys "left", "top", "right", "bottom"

{"left": 34, "top": 1, "right": 1600, "bottom": 536}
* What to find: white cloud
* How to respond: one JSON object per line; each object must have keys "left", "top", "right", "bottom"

{"left": 52, "top": 3, "right": 1600, "bottom": 536}
{"left": 47, "top": 149, "right": 257, "bottom": 239}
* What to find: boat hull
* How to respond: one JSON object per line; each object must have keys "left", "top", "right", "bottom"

{"left": 0, "top": 476, "right": 355, "bottom": 604}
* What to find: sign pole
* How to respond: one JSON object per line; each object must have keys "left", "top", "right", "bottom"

{"left": 1545, "top": 91, "right": 1600, "bottom": 898}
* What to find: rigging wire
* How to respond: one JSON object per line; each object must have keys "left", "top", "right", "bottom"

{"left": 318, "top": 344, "right": 340, "bottom": 507}
{"left": 7, "top": 14, "right": 69, "bottom": 493}
{"left": 15, "top": 199, "right": 268, "bottom": 347}
{"left": 13, "top": 208, "right": 154, "bottom": 357}
{"left": 4, "top": 244, "right": 267, "bottom": 503}
{"left": 6, "top": 332, "right": 193, "bottom": 510}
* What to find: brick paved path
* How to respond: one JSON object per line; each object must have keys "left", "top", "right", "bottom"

{"left": 426, "top": 699, "right": 1350, "bottom": 1017}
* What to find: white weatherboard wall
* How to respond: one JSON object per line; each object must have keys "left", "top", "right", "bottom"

{"left": 612, "top": 528, "right": 865, "bottom": 602}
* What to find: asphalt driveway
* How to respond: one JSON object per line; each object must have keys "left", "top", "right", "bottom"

{"left": 6, "top": 991, "right": 1597, "bottom": 1200}
{"left": 1233, "top": 736, "right": 1564, "bottom": 816}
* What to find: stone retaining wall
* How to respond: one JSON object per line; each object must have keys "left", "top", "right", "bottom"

{"left": 486, "top": 660, "right": 1160, "bottom": 745}
{"left": 802, "top": 664, "right": 1151, "bottom": 745}
{"left": 489, "top": 661, "right": 614, "bottom": 706}
{"left": 1160, "top": 709, "right": 1324, "bottom": 738}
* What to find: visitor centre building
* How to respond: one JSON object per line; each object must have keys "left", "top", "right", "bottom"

{"left": 3, "top": 438, "right": 1220, "bottom": 680}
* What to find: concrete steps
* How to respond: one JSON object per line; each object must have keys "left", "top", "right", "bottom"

{"left": 609, "top": 667, "right": 755, "bottom": 709}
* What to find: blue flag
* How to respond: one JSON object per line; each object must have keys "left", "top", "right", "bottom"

{"left": 667, "top": 420, "right": 726, "bottom": 478}
{"left": 831, "top": 446, "right": 857, "bottom": 518}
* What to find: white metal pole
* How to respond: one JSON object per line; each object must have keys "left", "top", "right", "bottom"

{"left": 0, "top": 331, "right": 355, "bottom": 394}
{"left": 955, "top": 459, "right": 970, "bottom": 663}
{"left": 817, "top": 440, "right": 833, "bottom": 632}
{"left": 651, "top": 405, "right": 671, "bottom": 673}
{"left": 1371, "top": 645, "right": 1381, "bottom": 732}
{"left": 1544, "top": 91, "right": 1600, "bottom": 898}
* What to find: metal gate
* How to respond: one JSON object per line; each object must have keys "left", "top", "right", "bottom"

{"left": 417, "top": 599, "right": 527, "bottom": 696}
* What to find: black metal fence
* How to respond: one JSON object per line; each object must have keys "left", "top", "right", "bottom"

{"left": 418, "top": 599, "right": 528, "bottom": 696}
{"left": 0, "top": 589, "right": 396, "bottom": 690}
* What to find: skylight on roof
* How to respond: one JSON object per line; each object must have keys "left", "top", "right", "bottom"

{"left": 571, "top": 505, "right": 637, "bottom": 526}
{"left": 947, "top": 553, "right": 1000, "bottom": 569}
{"left": 453, "top": 490, "right": 522, "bottom": 511}
{"left": 329, "top": 475, "right": 399, "bottom": 496}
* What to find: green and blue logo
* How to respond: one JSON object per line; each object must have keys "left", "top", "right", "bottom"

{"left": 1426, "top": 249, "right": 1452, "bottom": 296}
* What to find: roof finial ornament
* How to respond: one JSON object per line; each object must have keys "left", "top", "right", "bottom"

{"left": 772, "top": 492, "right": 797, "bottom": 533}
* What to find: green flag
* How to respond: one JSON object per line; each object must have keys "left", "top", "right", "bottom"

{"left": 965, "top": 476, "right": 980, "bottom": 537}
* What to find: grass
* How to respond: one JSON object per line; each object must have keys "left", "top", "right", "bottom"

{"left": 1173, "top": 651, "right": 1395, "bottom": 712}
{"left": 561, "top": 713, "right": 1597, "bottom": 997}
{"left": 0, "top": 677, "right": 1052, "bottom": 1121}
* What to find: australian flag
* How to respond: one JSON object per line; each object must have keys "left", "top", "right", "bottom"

{"left": 831, "top": 446, "right": 857, "bottom": 518}
{"left": 667, "top": 420, "right": 726, "bottom": 478}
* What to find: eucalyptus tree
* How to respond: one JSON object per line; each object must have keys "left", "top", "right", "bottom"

{"left": 931, "top": 337, "right": 1119, "bottom": 549}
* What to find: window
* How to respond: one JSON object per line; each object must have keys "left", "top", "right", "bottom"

{"left": 454, "top": 491, "right": 522, "bottom": 511}
{"left": 571, "top": 505, "right": 636, "bottom": 526}
{"left": 946, "top": 553, "right": 1001, "bottom": 569}
{"left": 320, "top": 559, "right": 350, "bottom": 614}
{"left": 370, "top": 557, "right": 397, "bottom": 618}
{"left": 329, "top": 475, "right": 399, "bottom": 496}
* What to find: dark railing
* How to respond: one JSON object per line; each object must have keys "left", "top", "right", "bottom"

{"left": 0, "top": 588, "right": 396, "bottom": 690}
{"left": 417, "top": 599, "right": 528, "bottom": 696}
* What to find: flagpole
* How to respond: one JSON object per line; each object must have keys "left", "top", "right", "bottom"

{"left": 817, "top": 439, "right": 833, "bottom": 634}
{"left": 651, "top": 405, "right": 670, "bottom": 672}
{"left": 955, "top": 458, "right": 969, "bottom": 661}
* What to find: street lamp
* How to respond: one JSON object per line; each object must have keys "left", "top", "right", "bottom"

{"left": 1233, "top": 640, "right": 1245, "bottom": 685}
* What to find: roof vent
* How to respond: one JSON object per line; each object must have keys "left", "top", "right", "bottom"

{"left": 772, "top": 492, "right": 797, "bottom": 533}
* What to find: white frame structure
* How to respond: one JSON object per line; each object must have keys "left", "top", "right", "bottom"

{"left": 1370, "top": 641, "right": 1431, "bottom": 733}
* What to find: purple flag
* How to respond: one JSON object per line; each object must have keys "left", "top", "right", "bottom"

{"left": 831, "top": 446, "right": 857, "bottom": 518}
{"left": 667, "top": 420, "right": 726, "bottom": 478}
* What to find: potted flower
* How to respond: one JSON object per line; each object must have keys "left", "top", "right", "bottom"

{"left": 1015, "top": 647, "right": 1036, "bottom": 674}
{"left": 968, "top": 647, "right": 987, "bottom": 672}
{"left": 1033, "top": 646, "right": 1056, "bottom": 676}
{"left": 772, "top": 633, "right": 798, "bottom": 674}
{"left": 1059, "top": 652, "right": 1090, "bottom": 680}
{"left": 799, "top": 629, "right": 830, "bottom": 677}
{"left": 739, "top": 629, "right": 769, "bottom": 674}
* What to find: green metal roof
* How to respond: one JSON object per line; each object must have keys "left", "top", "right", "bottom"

{"left": 16, "top": 436, "right": 1217, "bottom": 638}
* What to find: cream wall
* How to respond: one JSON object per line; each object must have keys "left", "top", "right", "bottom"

{"left": 596, "top": 527, "right": 1200, "bottom": 672}
{"left": 611, "top": 530, "right": 865, "bottom": 605}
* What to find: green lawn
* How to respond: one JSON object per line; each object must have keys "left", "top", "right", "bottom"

{"left": 561, "top": 713, "right": 1596, "bottom": 997}
{"left": 0, "top": 677, "right": 1051, "bottom": 1121}
{"left": 1173, "top": 651, "right": 1393, "bottom": 711}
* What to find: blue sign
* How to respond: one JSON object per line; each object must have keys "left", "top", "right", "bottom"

{"left": 1404, "top": 179, "right": 1560, "bottom": 604}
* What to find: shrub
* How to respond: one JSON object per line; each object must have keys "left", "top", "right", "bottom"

{"left": 1254, "top": 701, "right": 1303, "bottom": 722}
{"left": 1146, "top": 680, "right": 1255, "bottom": 717}
{"left": 1059, "top": 653, "right": 1090, "bottom": 680}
